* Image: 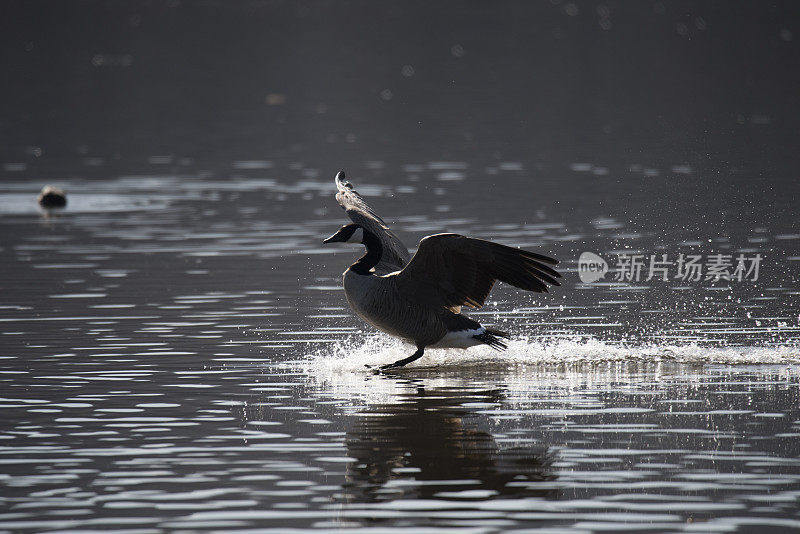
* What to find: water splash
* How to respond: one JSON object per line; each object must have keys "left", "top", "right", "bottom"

{"left": 305, "top": 335, "right": 800, "bottom": 374}
{"left": 299, "top": 335, "right": 800, "bottom": 411}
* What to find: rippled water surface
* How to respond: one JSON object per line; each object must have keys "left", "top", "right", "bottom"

{"left": 4, "top": 0, "right": 800, "bottom": 530}
{"left": 1, "top": 160, "right": 799, "bottom": 533}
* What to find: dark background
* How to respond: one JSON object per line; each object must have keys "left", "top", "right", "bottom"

{"left": 2, "top": 0, "right": 799, "bottom": 177}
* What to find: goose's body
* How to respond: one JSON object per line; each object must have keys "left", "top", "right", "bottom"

{"left": 343, "top": 268, "right": 479, "bottom": 348}
{"left": 325, "top": 171, "right": 560, "bottom": 369}
{"left": 343, "top": 269, "right": 425, "bottom": 342}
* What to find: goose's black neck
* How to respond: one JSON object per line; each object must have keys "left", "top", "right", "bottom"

{"left": 350, "top": 230, "right": 383, "bottom": 275}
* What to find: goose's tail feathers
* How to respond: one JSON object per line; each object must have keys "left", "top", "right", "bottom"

{"left": 473, "top": 327, "right": 510, "bottom": 351}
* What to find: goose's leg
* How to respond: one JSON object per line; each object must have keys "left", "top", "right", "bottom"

{"left": 380, "top": 346, "right": 425, "bottom": 370}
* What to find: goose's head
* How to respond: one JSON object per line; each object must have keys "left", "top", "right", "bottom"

{"left": 323, "top": 223, "right": 364, "bottom": 245}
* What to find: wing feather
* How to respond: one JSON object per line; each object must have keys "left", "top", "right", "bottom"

{"left": 333, "top": 171, "right": 410, "bottom": 268}
{"left": 394, "top": 233, "right": 560, "bottom": 310}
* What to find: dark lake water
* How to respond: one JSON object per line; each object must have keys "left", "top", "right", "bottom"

{"left": 1, "top": 161, "right": 799, "bottom": 533}
{"left": 2, "top": 1, "right": 800, "bottom": 532}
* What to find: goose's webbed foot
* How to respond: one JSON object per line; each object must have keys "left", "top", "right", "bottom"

{"left": 379, "top": 346, "right": 425, "bottom": 371}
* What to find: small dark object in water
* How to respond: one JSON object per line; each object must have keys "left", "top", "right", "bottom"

{"left": 38, "top": 186, "right": 67, "bottom": 208}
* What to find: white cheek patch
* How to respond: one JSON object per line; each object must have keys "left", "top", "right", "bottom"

{"left": 348, "top": 227, "right": 364, "bottom": 243}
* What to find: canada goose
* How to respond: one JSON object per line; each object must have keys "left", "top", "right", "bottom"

{"left": 324, "top": 171, "right": 560, "bottom": 370}
{"left": 37, "top": 185, "right": 67, "bottom": 208}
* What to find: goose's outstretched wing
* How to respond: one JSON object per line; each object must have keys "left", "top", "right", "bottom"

{"left": 334, "top": 171, "right": 410, "bottom": 269}
{"left": 394, "top": 233, "right": 560, "bottom": 309}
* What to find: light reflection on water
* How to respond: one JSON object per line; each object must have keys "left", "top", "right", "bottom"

{"left": 0, "top": 166, "right": 799, "bottom": 532}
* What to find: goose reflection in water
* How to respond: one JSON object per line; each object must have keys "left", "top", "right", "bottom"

{"left": 342, "top": 386, "right": 557, "bottom": 503}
